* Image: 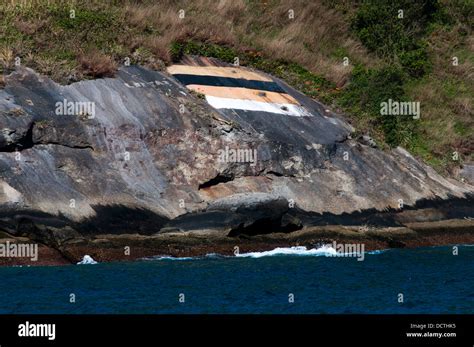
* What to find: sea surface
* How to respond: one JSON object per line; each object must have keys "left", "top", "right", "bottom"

{"left": 0, "top": 245, "right": 472, "bottom": 314}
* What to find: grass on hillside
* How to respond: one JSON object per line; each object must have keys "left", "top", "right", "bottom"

{"left": 0, "top": 0, "right": 472, "bottom": 175}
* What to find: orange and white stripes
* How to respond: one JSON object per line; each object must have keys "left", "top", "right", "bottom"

{"left": 168, "top": 64, "right": 312, "bottom": 117}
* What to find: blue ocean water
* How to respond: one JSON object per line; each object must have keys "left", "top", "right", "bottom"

{"left": 0, "top": 245, "right": 472, "bottom": 314}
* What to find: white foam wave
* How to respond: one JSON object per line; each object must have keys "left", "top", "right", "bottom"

{"left": 140, "top": 246, "right": 388, "bottom": 261}
{"left": 142, "top": 255, "right": 194, "bottom": 261}
{"left": 77, "top": 255, "right": 98, "bottom": 265}
{"left": 236, "top": 245, "right": 338, "bottom": 258}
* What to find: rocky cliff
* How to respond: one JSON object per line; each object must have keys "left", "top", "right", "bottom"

{"left": 0, "top": 57, "right": 473, "bottom": 264}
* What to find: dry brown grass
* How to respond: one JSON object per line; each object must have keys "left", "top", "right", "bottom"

{"left": 119, "top": 0, "right": 375, "bottom": 86}
{"left": 1, "top": 0, "right": 376, "bottom": 87}
{"left": 245, "top": 0, "right": 375, "bottom": 86}
{"left": 78, "top": 50, "right": 118, "bottom": 78}
{"left": 0, "top": 46, "right": 14, "bottom": 69}
{"left": 13, "top": 18, "right": 48, "bottom": 35}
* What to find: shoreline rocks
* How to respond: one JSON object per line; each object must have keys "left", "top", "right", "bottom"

{"left": 0, "top": 218, "right": 472, "bottom": 266}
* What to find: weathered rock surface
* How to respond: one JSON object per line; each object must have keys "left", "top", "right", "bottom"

{"left": 0, "top": 61, "right": 473, "bottom": 264}
{"left": 459, "top": 163, "right": 474, "bottom": 185}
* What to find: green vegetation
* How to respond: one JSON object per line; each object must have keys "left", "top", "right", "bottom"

{"left": 339, "top": 65, "right": 415, "bottom": 148}
{"left": 0, "top": 0, "right": 472, "bottom": 174}
{"left": 350, "top": 0, "right": 440, "bottom": 78}
{"left": 335, "top": 0, "right": 473, "bottom": 169}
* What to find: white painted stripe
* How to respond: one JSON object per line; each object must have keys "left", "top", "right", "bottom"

{"left": 205, "top": 95, "right": 313, "bottom": 117}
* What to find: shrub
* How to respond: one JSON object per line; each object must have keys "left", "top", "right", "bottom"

{"left": 78, "top": 50, "right": 117, "bottom": 78}
{"left": 351, "top": 0, "right": 439, "bottom": 55}
{"left": 339, "top": 65, "right": 417, "bottom": 147}
{"left": 351, "top": 0, "right": 439, "bottom": 78}
{"left": 399, "top": 46, "right": 431, "bottom": 78}
{"left": 340, "top": 65, "right": 405, "bottom": 114}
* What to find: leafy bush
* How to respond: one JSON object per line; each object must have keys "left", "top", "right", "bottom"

{"left": 351, "top": 0, "right": 439, "bottom": 78}
{"left": 398, "top": 46, "right": 431, "bottom": 78}
{"left": 339, "top": 65, "right": 417, "bottom": 147}
{"left": 352, "top": 0, "right": 439, "bottom": 53}
{"left": 340, "top": 65, "right": 405, "bottom": 114}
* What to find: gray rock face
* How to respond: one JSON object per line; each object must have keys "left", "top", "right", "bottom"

{"left": 0, "top": 64, "right": 472, "bottom": 238}
{"left": 460, "top": 164, "right": 474, "bottom": 185}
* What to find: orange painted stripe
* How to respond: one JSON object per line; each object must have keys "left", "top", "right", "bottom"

{"left": 187, "top": 85, "right": 299, "bottom": 104}
{"left": 167, "top": 65, "right": 272, "bottom": 82}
